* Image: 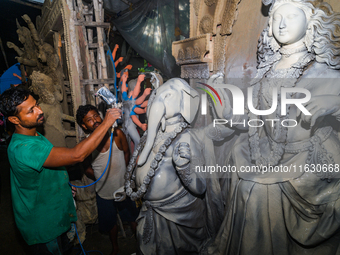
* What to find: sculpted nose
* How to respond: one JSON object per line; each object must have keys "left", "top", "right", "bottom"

{"left": 279, "top": 17, "right": 286, "bottom": 29}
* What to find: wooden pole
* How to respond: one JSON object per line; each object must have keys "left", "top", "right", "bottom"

{"left": 93, "top": 0, "right": 109, "bottom": 89}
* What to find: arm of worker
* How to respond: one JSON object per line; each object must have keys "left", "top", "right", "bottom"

{"left": 83, "top": 154, "right": 95, "bottom": 181}
{"left": 116, "top": 128, "right": 130, "bottom": 166}
{"left": 131, "top": 74, "right": 145, "bottom": 99}
{"left": 135, "top": 88, "right": 151, "bottom": 105}
{"left": 43, "top": 108, "right": 122, "bottom": 168}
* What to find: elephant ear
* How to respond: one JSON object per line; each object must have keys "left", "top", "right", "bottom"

{"left": 181, "top": 85, "right": 200, "bottom": 124}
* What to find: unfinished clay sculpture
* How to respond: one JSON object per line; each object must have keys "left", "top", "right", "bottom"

{"left": 124, "top": 78, "right": 212, "bottom": 254}
{"left": 121, "top": 72, "right": 151, "bottom": 151}
{"left": 211, "top": 0, "right": 340, "bottom": 254}
{"left": 7, "top": 15, "right": 75, "bottom": 146}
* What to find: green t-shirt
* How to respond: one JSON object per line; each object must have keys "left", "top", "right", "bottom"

{"left": 7, "top": 132, "right": 77, "bottom": 245}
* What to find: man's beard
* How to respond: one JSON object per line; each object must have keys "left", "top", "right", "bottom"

{"left": 20, "top": 114, "right": 45, "bottom": 129}
{"left": 92, "top": 121, "right": 102, "bottom": 130}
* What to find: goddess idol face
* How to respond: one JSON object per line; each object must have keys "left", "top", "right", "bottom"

{"left": 272, "top": 3, "right": 308, "bottom": 45}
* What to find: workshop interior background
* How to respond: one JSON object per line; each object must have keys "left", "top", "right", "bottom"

{"left": 1, "top": 0, "right": 340, "bottom": 254}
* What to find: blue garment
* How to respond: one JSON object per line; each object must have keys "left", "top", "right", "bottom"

{"left": 0, "top": 64, "right": 22, "bottom": 94}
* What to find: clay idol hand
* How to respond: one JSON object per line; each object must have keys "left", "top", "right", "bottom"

{"left": 173, "top": 142, "right": 191, "bottom": 168}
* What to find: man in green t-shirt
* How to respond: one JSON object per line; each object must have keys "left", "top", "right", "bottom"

{"left": 0, "top": 88, "right": 121, "bottom": 254}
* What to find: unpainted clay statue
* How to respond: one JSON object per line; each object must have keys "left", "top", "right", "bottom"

{"left": 111, "top": 76, "right": 225, "bottom": 253}
{"left": 123, "top": 78, "right": 213, "bottom": 254}
{"left": 7, "top": 15, "right": 74, "bottom": 147}
{"left": 127, "top": 72, "right": 163, "bottom": 131}
{"left": 30, "top": 71, "right": 75, "bottom": 147}
{"left": 7, "top": 18, "right": 40, "bottom": 82}
{"left": 121, "top": 72, "right": 151, "bottom": 150}
{"left": 210, "top": 0, "right": 340, "bottom": 254}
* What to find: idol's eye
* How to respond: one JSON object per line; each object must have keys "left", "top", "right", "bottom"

{"left": 273, "top": 14, "right": 281, "bottom": 21}
{"left": 287, "top": 13, "right": 298, "bottom": 19}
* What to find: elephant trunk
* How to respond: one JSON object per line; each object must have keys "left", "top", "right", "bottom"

{"left": 137, "top": 101, "right": 165, "bottom": 166}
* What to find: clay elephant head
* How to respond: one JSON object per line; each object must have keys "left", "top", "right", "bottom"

{"left": 137, "top": 78, "right": 199, "bottom": 166}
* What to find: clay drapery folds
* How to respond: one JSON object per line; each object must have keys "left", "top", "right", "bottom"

{"left": 211, "top": 1, "right": 340, "bottom": 254}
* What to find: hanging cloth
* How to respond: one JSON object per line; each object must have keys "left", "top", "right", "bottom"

{"left": 112, "top": 0, "right": 189, "bottom": 78}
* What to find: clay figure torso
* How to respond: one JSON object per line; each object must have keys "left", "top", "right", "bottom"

{"left": 211, "top": 1, "right": 340, "bottom": 254}
{"left": 136, "top": 130, "right": 194, "bottom": 201}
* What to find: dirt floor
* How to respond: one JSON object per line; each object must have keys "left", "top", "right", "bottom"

{"left": 0, "top": 143, "right": 138, "bottom": 255}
